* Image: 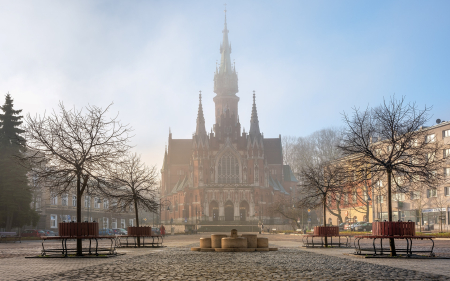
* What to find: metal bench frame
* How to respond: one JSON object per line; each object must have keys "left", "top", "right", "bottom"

{"left": 302, "top": 235, "right": 350, "bottom": 248}
{"left": 117, "top": 235, "right": 164, "bottom": 248}
{"left": 41, "top": 236, "right": 116, "bottom": 257}
{"left": 353, "top": 235, "right": 435, "bottom": 257}
{"left": 0, "top": 232, "right": 21, "bottom": 243}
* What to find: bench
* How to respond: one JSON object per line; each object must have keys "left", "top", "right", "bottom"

{"left": 41, "top": 235, "right": 116, "bottom": 257}
{"left": 116, "top": 226, "right": 164, "bottom": 248}
{"left": 0, "top": 232, "right": 21, "bottom": 243}
{"left": 302, "top": 226, "right": 350, "bottom": 247}
{"left": 353, "top": 221, "right": 435, "bottom": 257}
{"left": 302, "top": 226, "right": 350, "bottom": 248}
{"left": 40, "top": 222, "right": 116, "bottom": 257}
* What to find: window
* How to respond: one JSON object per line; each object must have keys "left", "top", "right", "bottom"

{"left": 411, "top": 139, "right": 419, "bottom": 147}
{"left": 411, "top": 191, "right": 421, "bottom": 200}
{"left": 72, "top": 195, "right": 77, "bottom": 206}
{"left": 218, "top": 151, "right": 240, "bottom": 184}
{"left": 103, "top": 199, "right": 109, "bottom": 209}
{"left": 121, "top": 219, "right": 126, "bottom": 228}
{"left": 111, "top": 218, "right": 117, "bottom": 229}
{"left": 445, "top": 187, "right": 450, "bottom": 196}
{"left": 363, "top": 191, "right": 368, "bottom": 201}
{"left": 427, "top": 189, "right": 437, "bottom": 198}
{"left": 84, "top": 195, "right": 91, "bottom": 208}
{"left": 426, "top": 134, "right": 436, "bottom": 143}
{"left": 129, "top": 204, "right": 133, "bottom": 212}
{"left": 427, "top": 152, "right": 435, "bottom": 162}
{"left": 129, "top": 219, "right": 134, "bottom": 227}
{"left": 195, "top": 195, "right": 197, "bottom": 202}
{"left": 377, "top": 195, "right": 384, "bottom": 203}
{"left": 35, "top": 196, "right": 41, "bottom": 210}
{"left": 103, "top": 217, "right": 109, "bottom": 229}
{"left": 393, "top": 193, "right": 405, "bottom": 202}
{"left": 344, "top": 194, "right": 349, "bottom": 205}
{"left": 61, "top": 194, "right": 68, "bottom": 206}
{"left": 72, "top": 216, "right": 77, "bottom": 223}
{"left": 376, "top": 180, "right": 383, "bottom": 188}
{"left": 443, "top": 130, "right": 450, "bottom": 138}
{"left": 177, "top": 170, "right": 184, "bottom": 176}
{"left": 444, "top": 149, "right": 450, "bottom": 158}
{"left": 352, "top": 193, "right": 357, "bottom": 204}
{"left": 444, "top": 167, "right": 450, "bottom": 177}
{"left": 51, "top": 193, "right": 58, "bottom": 205}
{"left": 50, "top": 214, "right": 57, "bottom": 228}
{"left": 94, "top": 197, "right": 101, "bottom": 209}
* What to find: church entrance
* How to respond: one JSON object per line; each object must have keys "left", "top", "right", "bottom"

{"left": 239, "top": 201, "right": 249, "bottom": 221}
{"left": 209, "top": 201, "right": 219, "bottom": 221}
{"left": 224, "top": 201, "right": 234, "bottom": 221}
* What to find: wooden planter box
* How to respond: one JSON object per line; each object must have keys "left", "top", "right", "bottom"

{"left": 127, "top": 226, "right": 152, "bottom": 236}
{"left": 58, "top": 222, "right": 99, "bottom": 237}
{"left": 372, "top": 221, "right": 415, "bottom": 236}
{"left": 313, "top": 226, "right": 339, "bottom": 236}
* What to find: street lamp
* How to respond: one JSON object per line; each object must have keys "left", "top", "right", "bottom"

{"left": 159, "top": 198, "right": 171, "bottom": 226}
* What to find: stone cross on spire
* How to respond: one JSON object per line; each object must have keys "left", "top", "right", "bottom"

{"left": 249, "top": 91, "right": 261, "bottom": 138}
{"left": 196, "top": 91, "right": 207, "bottom": 137}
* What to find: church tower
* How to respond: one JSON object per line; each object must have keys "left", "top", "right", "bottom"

{"left": 213, "top": 9, "right": 239, "bottom": 125}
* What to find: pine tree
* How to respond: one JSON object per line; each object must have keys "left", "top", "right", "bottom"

{"left": 0, "top": 93, "right": 38, "bottom": 230}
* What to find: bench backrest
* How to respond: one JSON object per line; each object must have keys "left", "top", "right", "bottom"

{"left": 313, "top": 226, "right": 339, "bottom": 236}
{"left": 128, "top": 226, "right": 152, "bottom": 236}
{"left": 0, "top": 232, "right": 17, "bottom": 237}
{"left": 59, "top": 222, "right": 99, "bottom": 237}
{"left": 372, "top": 221, "right": 415, "bottom": 236}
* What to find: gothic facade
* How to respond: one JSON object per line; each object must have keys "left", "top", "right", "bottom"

{"left": 160, "top": 13, "right": 297, "bottom": 224}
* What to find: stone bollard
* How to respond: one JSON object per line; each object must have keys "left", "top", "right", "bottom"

{"left": 200, "top": 238, "right": 211, "bottom": 248}
{"left": 241, "top": 234, "right": 258, "bottom": 248}
{"left": 211, "top": 234, "right": 227, "bottom": 248}
{"left": 221, "top": 236, "right": 247, "bottom": 248}
{"left": 257, "top": 237, "right": 269, "bottom": 248}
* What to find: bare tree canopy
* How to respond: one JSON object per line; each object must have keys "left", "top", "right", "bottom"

{"left": 21, "top": 102, "right": 132, "bottom": 255}
{"left": 339, "top": 96, "right": 446, "bottom": 255}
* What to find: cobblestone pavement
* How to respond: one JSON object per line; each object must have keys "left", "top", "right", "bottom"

{"left": 1, "top": 234, "right": 450, "bottom": 280}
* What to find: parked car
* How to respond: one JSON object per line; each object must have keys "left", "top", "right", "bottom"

{"left": 43, "top": 230, "right": 58, "bottom": 236}
{"left": 112, "top": 228, "right": 127, "bottom": 235}
{"left": 99, "top": 229, "right": 114, "bottom": 236}
{"left": 22, "top": 229, "right": 46, "bottom": 237}
{"left": 338, "top": 222, "right": 350, "bottom": 231}
{"left": 350, "top": 222, "right": 362, "bottom": 231}
{"left": 352, "top": 222, "right": 372, "bottom": 231}
{"left": 152, "top": 227, "right": 161, "bottom": 236}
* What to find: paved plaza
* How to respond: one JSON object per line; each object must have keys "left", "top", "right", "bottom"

{"left": 1, "top": 234, "right": 450, "bottom": 280}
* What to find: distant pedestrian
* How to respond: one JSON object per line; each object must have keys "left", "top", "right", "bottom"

{"left": 161, "top": 225, "right": 166, "bottom": 237}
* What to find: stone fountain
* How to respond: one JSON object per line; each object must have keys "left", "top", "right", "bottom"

{"left": 191, "top": 229, "right": 277, "bottom": 252}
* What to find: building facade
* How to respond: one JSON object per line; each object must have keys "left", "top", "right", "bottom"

{"left": 160, "top": 13, "right": 297, "bottom": 225}
{"left": 326, "top": 120, "right": 450, "bottom": 230}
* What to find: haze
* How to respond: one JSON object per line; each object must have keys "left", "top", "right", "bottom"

{"left": 1, "top": 0, "right": 449, "bottom": 169}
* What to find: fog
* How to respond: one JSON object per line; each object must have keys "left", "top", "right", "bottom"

{"left": 1, "top": 1, "right": 449, "bottom": 168}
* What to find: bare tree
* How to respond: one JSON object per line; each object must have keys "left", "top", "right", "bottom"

{"left": 269, "top": 197, "right": 307, "bottom": 230}
{"left": 432, "top": 191, "right": 449, "bottom": 233}
{"left": 22, "top": 103, "right": 132, "bottom": 255}
{"left": 299, "top": 161, "right": 345, "bottom": 246}
{"left": 102, "top": 153, "right": 159, "bottom": 247}
{"left": 339, "top": 96, "right": 445, "bottom": 256}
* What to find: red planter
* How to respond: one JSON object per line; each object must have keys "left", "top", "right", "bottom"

{"left": 314, "top": 226, "right": 339, "bottom": 236}
{"left": 58, "top": 222, "right": 99, "bottom": 237}
{"left": 128, "top": 226, "right": 152, "bottom": 236}
{"left": 372, "top": 221, "right": 415, "bottom": 236}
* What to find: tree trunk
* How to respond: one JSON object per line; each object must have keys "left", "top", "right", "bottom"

{"left": 323, "top": 199, "right": 328, "bottom": 247}
{"left": 387, "top": 170, "right": 396, "bottom": 256}
{"left": 134, "top": 199, "right": 140, "bottom": 247}
{"left": 76, "top": 173, "right": 82, "bottom": 256}
{"left": 6, "top": 209, "right": 13, "bottom": 231}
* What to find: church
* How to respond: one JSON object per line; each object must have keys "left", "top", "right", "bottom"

{"left": 160, "top": 12, "right": 298, "bottom": 227}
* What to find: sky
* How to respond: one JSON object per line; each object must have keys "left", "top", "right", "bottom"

{"left": 1, "top": 0, "right": 449, "bottom": 169}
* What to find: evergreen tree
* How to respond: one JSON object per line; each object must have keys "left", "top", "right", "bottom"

{"left": 0, "top": 93, "right": 38, "bottom": 230}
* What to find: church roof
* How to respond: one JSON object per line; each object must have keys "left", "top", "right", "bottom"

{"left": 168, "top": 139, "right": 192, "bottom": 165}
{"left": 269, "top": 176, "right": 289, "bottom": 195}
{"left": 171, "top": 176, "right": 189, "bottom": 194}
{"left": 283, "top": 165, "right": 298, "bottom": 182}
{"left": 263, "top": 138, "right": 283, "bottom": 164}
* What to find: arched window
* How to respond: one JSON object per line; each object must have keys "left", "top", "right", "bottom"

{"left": 218, "top": 151, "right": 240, "bottom": 184}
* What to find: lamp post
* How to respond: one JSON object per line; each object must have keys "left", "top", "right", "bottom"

{"left": 160, "top": 198, "right": 171, "bottom": 226}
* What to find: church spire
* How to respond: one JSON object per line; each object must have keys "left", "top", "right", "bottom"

{"left": 249, "top": 91, "right": 261, "bottom": 138}
{"left": 196, "top": 91, "right": 207, "bottom": 137}
{"left": 214, "top": 8, "right": 238, "bottom": 96}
